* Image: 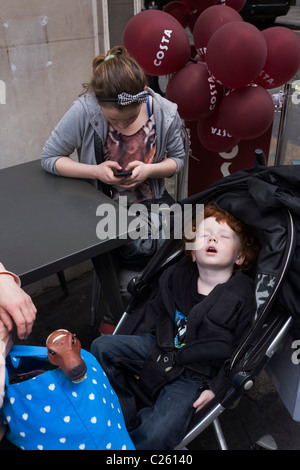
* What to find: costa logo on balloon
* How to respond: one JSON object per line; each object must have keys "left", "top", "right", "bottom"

{"left": 197, "top": 108, "right": 240, "bottom": 153}
{"left": 153, "top": 30, "right": 173, "bottom": 67}
{"left": 208, "top": 75, "right": 221, "bottom": 111}
{"left": 123, "top": 10, "right": 190, "bottom": 76}
{"left": 166, "top": 62, "right": 223, "bottom": 121}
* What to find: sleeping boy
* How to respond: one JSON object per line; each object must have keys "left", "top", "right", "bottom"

{"left": 91, "top": 202, "right": 259, "bottom": 449}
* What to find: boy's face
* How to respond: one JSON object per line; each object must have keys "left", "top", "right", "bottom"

{"left": 192, "top": 217, "right": 245, "bottom": 271}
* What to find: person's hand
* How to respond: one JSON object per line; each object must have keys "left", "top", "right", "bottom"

{"left": 96, "top": 161, "right": 123, "bottom": 185}
{"left": 0, "top": 275, "right": 37, "bottom": 340}
{"left": 116, "top": 161, "right": 150, "bottom": 190}
{"left": 193, "top": 388, "right": 215, "bottom": 413}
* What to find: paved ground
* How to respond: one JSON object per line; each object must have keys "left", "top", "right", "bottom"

{"left": 275, "top": 4, "right": 300, "bottom": 29}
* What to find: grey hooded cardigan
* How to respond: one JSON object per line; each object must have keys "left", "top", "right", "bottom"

{"left": 41, "top": 87, "right": 185, "bottom": 199}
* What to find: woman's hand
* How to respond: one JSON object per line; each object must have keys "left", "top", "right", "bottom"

{"left": 193, "top": 389, "right": 215, "bottom": 413}
{"left": 95, "top": 161, "right": 123, "bottom": 185}
{"left": 110, "top": 158, "right": 178, "bottom": 190}
{"left": 96, "top": 161, "right": 149, "bottom": 189}
{"left": 115, "top": 161, "right": 150, "bottom": 190}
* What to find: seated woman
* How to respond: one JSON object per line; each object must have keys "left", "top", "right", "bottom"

{"left": 41, "top": 45, "right": 185, "bottom": 314}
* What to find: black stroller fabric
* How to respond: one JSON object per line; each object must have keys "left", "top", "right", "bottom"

{"left": 119, "top": 164, "right": 300, "bottom": 373}
{"left": 183, "top": 164, "right": 300, "bottom": 340}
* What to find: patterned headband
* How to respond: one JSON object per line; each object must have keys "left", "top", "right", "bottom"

{"left": 97, "top": 91, "right": 148, "bottom": 106}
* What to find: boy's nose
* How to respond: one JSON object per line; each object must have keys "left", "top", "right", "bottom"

{"left": 209, "top": 235, "right": 217, "bottom": 243}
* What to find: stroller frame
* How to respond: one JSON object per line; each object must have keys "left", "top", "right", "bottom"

{"left": 175, "top": 315, "right": 293, "bottom": 450}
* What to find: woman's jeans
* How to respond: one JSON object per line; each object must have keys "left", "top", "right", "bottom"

{"left": 91, "top": 333, "right": 204, "bottom": 450}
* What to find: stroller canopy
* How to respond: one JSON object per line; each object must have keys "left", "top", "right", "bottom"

{"left": 129, "top": 164, "right": 300, "bottom": 351}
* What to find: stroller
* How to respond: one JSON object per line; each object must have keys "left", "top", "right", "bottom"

{"left": 113, "top": 163, "right": 300, "bottom": 450}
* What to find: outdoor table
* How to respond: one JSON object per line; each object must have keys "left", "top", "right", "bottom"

{"left": 0, "top": 159, "right": 132, "bottom": 323}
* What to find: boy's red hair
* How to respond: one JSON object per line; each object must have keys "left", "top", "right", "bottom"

{"left": 185, "top": 202, "right": 259, "bottom": 272}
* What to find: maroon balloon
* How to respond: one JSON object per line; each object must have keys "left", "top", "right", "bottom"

{"left": 166, "top": 62, "right": 224, "bottom": 121}
{"left": 217, "top": 0, "right": 246, "bottom": 11}
{"left": 219, "top": 85, "right": 274, "bottom": 140}
{"left": 206, "top": 21, "right": 267, "bottom": 89}
{"left": 197, "top": 108, "right": 240, "bottom": 152}
{"left": 254, "top": 27, "right": 300, "bottom": 89}
{"left": 123, "top": 10, "right": 190, "bottom": 76}
{"left": 179, "top": 0, "right": 195, "bottom": 11}
{"left": 193, "top": 5, "right": 243, "bottom": 61}
{"left": 188, "top": 11, "right": 201, "bottom": 34}
{"left": 188, "top": 0, "right": 218, "bottom": 12}
{"left": 163, "top": 1, "right": 190, "bottom": 28}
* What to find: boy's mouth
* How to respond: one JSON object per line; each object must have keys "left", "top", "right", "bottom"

{"left": 206, "top": 246, "right": 217, "bottom": 253}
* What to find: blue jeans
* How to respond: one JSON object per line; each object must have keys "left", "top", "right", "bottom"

{"left": 91, "top": 334, "right": 204, "bottom": 450}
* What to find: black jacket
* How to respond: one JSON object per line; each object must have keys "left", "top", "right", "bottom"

{"left": 138, "top": 257, "right": 255, "bottom": 398}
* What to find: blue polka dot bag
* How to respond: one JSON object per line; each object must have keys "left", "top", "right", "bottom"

{"left": 1, "top": 345, "right": 135, "bottom": 450}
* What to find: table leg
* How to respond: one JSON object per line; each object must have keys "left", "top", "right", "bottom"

{"left": 91, "top": 252, "right": 124, "bottom": 324}
{"left": 56, "top": 271, "right": 69, "bottom": 297}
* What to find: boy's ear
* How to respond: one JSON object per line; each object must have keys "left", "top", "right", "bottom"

{"left": 235, "top": 253, "right": 245, "bottom": 266}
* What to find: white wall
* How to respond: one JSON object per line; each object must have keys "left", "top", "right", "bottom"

{"left": 0, "top": 0, "right": 109, "bottom": 169}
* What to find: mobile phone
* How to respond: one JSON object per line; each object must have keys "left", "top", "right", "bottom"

{"left": 114, "top": 170, "right": 132, "bottom": 177}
